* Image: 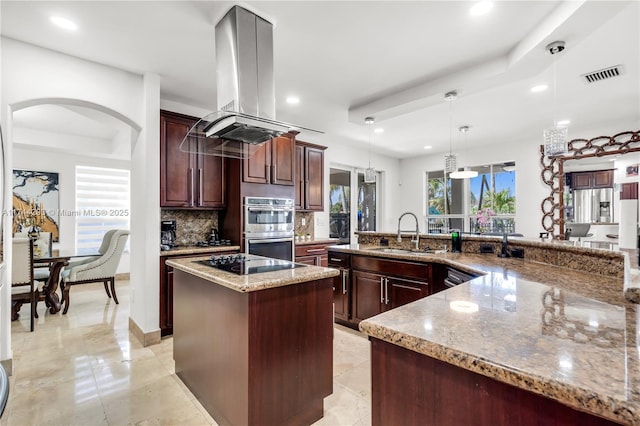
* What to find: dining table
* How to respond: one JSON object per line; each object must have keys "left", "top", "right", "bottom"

{"left": 34, "top": 249, "right": 99, "bottom": 314}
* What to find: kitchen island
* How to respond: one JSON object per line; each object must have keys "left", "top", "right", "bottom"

{"left": 167, "top": 255, "right": 339, "bottom": 426}
{"left": 331, "top": 239, "right": 639, "bottom": 425}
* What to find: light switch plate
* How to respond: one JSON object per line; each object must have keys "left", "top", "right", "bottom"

{"left": 301, "top": 218, "right": 306, "bottom": 226}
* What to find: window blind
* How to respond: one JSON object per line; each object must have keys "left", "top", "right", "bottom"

{"left": 75, "top": 166, "right": 130, "bottom": 254}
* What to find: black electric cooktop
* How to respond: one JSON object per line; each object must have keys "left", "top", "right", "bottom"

{"left": 199, "top": 254, "right": 306, "bottom": 275}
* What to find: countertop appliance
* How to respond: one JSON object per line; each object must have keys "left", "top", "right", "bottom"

{"left": 199, "top": 254, "right": 305, "bottom": 275}
{"left": 244, "top": 196, "right": 295, "bottom": 261}
{"left": 161, "top": 219, "right": 178, "bottom": 250}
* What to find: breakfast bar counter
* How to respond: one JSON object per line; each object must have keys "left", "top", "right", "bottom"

{"left": 329, "top": 240, "right": 639, "bottom": 425}
{"left": 167, "top": 256, "right": 339, "bottom": 426}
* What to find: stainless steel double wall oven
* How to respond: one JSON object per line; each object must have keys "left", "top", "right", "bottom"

{"left": 244, "top": 196, "right": 295, "bottom": 261}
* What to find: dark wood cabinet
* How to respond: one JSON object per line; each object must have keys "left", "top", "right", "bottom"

{"left": 160, "top": 250, "right": 237, "bottom": 336}
{"left": 352, "top": 270, "right": 385, "bottom": 323}
{"left": 328, "top": 251, "right": 351, "bottom": 323}
{"left": 621, "top": 182, "right": 639, "bottom": 200}
{"left": 570, "top": 170, "right": 614, "bottom": 190}
{"left": 295, "top": 243, "right": 331, "bottom": 266}
{"left": 295, "top": 141, "right": 326, "bottom": 211}
{"left": 593, "top": 170, "right": 614, "bottom": 188}
{"left": 387, "top": 276, "right": 429, "bottom": 309}
{"left": 328, "top": 251, "right": 431, "bottom": 327}
{"left": 160, "top": 110, "right": 225, "bottom": 209}
{"left": 243, "top": 134, "right": 295, "bottom": 186}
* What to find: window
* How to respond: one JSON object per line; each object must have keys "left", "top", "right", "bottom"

{"left": 357, "top": 172, "right": 377, "bottom": 232}
{"left": 75, "top": 166, "right": 130, "bottom": 254}
{"left": 426, "top": 163, "right": 516, "bottom": 234}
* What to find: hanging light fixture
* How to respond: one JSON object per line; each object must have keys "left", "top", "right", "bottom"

{"left": 444, "top": 91, "right": 458, "bottom": 174}
{"left": 450, "top": 126, "right": 478, "bottom": 179}
{"left": 364, "top": 116, "right": 376, "bottom": 183}
{"left": 543, "top": 40, "right": 568, "bottom": 156}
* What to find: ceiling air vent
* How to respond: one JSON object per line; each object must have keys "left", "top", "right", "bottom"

{"left": 581, "top": 65, "right": 624, "bottom": 84}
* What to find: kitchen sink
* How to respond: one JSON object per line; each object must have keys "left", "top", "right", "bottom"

{"left": 367, "top": 247, "right": 415, "bottom": 254}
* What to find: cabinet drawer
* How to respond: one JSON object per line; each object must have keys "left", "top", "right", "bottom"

{"left": 295, "top": 244, "right": 330, "bottom": 257}
{"left": 327, "top": 251, "right": 351, "bottom": 267}
{"left": 352, "top": 255, "right": 430, "bottom": 281}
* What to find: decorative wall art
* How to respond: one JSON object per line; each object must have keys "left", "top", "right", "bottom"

{"left": 13, "top": 170, "right": 60, "bottom": 241}
{"left": 626, "top": 164, "right": 639, "bottom": 177}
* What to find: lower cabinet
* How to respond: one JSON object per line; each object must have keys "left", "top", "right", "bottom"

{"left": 329, "top": 251, "right": 431, "bottom": 328}
{"left": 295, "top": 243, "right": 332, "bottom": 266}
{"left": 160, "top": 250, "right": 237, "bottom": 336}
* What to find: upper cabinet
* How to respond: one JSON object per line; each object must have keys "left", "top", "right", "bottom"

{"left": 295, "top": 141, "right": 326, "bottom": 211}
{"left": 160, "top": 110, "right": 225, "bottom": 209}
{"left": 243, "top": 134, "right": 296, "bottom": 186}
{"left": 570, "top": 170, "right": 614, "bottom": 190}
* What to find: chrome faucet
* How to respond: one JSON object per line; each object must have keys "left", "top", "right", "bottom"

{"left": 397, "top": 212, "right": 420, "bottom": 250}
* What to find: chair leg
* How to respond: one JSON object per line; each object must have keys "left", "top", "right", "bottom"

{"left": 62, "top": 283, "right": 71, "bottom": 315}
{"left": 110, "top": 278, "right": 119, "bottom": 305}
{"left": 30, "top": 289, "right": 35, "bottom": 332}
{"left": 34, "top": 289, "right": 39, "bottom": 319}
{"left": 103, "top": 281, "right": 112, "bottom": 298}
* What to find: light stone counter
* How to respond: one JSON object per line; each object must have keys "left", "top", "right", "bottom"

{"left": 159, "top": 245, "right": 240, "bottom": 257}
{"left": 166, "top": 256, "right": 339, "bottom": 293}
{"left": 332, "top": 244, "right": 639, "bottom": 424}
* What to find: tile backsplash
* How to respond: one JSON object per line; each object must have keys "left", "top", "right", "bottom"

{"left": 295, "top": 211, "right": 314, "bottom": 239}
{"left": 161, "top": 209, "right": 219, "bottom": 245}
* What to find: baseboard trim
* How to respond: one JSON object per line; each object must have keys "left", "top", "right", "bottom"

{"left": 116, "top": 272, "right": 130, "bottom": 280}
{"left": 129, "top": 317, "right": 161, "bottom": 347}
{"left": 1, "top": 359, "right": 12, "bottom": 376}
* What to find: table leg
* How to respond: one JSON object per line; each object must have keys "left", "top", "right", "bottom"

{"left": 42, "top": 260, "right": 68, "bottom": 314}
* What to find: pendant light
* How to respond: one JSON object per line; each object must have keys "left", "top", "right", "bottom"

{"left": 364, "top": 116, "right": 376, "bottom": 183}
{"left": 543, "top": 40, "right": 568, "bottom": 157}
{"left": 450, "top": 126, "right": 478, "bottom": 179}
{"left": 443, "top": 91, "right": 478, "bottom": 179}
{"left": 444, "top": 91, "right": 458, "bottom": 174}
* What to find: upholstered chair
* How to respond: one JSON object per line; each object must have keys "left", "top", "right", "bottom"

{"left": 60, "top": 229, "right": 130, "bottom": 314}
{"left": 11, "top": 238, "right": 36, "bottom": 331}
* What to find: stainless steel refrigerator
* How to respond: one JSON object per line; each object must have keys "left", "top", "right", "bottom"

{"left": 572, "top": 188, "right": 614, "bottom": 223}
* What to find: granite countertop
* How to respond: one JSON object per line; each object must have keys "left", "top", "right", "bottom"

{"left": 295, "top": 238, "right": 340, "bottom": 246}
{"left": 159, "top": 245, "right": 241, "bottom": 257}
{"left": 335, "top": 244, "right": 639, "bottom": 424}
{"left": 166, "top": 255, "right": 339, "bottom": 293}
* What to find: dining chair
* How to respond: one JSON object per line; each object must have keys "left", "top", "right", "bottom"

{"left": 60, "top": 229, "right": 130, "bottom": 314}
{"left": 15, "top": 232, "right": 53, "bottom": 308}
{"left": 11, "top": 238, "right": 36, "bottom": 331}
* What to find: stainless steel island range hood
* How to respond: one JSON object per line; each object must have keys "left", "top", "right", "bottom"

{"left": 180, "top": 6, "right": 320, "bottom": 158}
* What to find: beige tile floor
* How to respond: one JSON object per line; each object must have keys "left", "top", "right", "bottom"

{"left": 3, "top": 280, "right": 371, "bottom": 426}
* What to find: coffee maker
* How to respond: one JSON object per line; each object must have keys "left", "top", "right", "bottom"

{"left": 161, "top": 220, "right": 177, "bottom": 249}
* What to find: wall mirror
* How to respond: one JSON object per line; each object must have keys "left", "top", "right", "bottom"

{"left": 540, "top": 130, "right": 640, "bottom": 239}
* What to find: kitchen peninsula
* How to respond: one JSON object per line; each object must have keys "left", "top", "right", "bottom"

{"left": 331, "top": 233, "right": 639, "bottom": 425}
{"left": 166, "top": 255, "right": 339, "bottom": 426}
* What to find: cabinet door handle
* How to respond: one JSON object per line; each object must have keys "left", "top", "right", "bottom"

{"left": 305, "top": 248, "right": 325, "bottom": 253}
{"left": 380, "top": 277, "right": 385, "bottom": 304}
{"left": 329, "top": 258, "right": 343, "bottom": 263}
{"left": 188, "top": 168, "right": 194, "bottom": 206}
{"left": 385, "top": 277, "right": 390, "bottom": 304}
{"left": 198, "top": 168, "right": 203, "bottom": 206}
{"left": 265, "top": 165, "right": 271, "bottom": 183}
{"left": 342, "top": 270, "right": 347, "bottom": 294}
{"left": 272, "top": 164, "right": 277, "bottom": 183}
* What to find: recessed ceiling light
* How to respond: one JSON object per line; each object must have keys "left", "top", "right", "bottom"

{"left": 557, "top": 119, "right": 571, "bottom": 126}
{"left": 470, "top": 1, "right": 494, "bottom": 16}
{"left": 286, "top": 96, "right": 300, "bottom": 105}
{"left": 530, "top": 84, "right": 548, "bottom": 93}
{"left": 423, "top": 145, "right": 433, "bottom": 150}
{"left": 373, "top": 128, "right": 384, "bottom": 133}
{"left": 50, "top": 16, "right": 77, "bottom": 31}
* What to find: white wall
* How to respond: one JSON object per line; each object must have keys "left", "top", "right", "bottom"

{"left": 398, "top": 135, "right": 546, "bottom": 238}
{"left": 12, "top": 146, "right": 131, "bottom": 274}
{"left": 1, "top": 37, "right": 154, "bottom": 362}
